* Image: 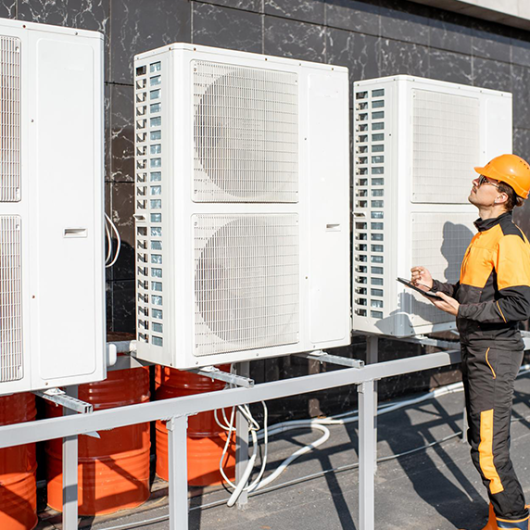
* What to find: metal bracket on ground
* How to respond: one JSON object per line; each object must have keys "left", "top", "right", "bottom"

{"left": 296, "top": 350, "right": 365, "bottom": 369}
{"left": 392, "top": 334, "right": 459, "bottom": 350}
{"left": 352, "top": 331, "right": 459, "bottom": 351}
{"left": 33, "top": 388, "right": 93, "bottom": 414}
{"left": 188, "top": 366, "right": 254, "bottom": 388}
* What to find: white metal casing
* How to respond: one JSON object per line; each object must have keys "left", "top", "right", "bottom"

{"left": 0, "top": 18, "right": 106, "bottom": 394}
{"left": 352, "top": 75, "right": 512, "bottom": 337}
{"left": 133, "top": 43, "right": 350, "bottom": 369}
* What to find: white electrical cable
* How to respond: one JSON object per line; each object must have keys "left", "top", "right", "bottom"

{"left": 94, "top": 430, "right": 464, "bottom": 530}
{"left": 218, "top": 406, "right": 236, "bottom": 486}
{"left": 247, "top": 401, "right": 268, "bottom": 491}
{"left": 251, "top": 423, "right": 330, "bottom": 491}
{"left": 97, "top": 366, "right": 530, "bottom": 530}
{"left": 104, "top": 213, "right": 122, "bottom": 268}
{"left": 213, "top": 407, "right": 233, "bottom": 431}
{"left": 217, "top": 403, "right": 267, "bottom": 495}
{"left": 217, "top": 366, "right": 530, "bottom": 501}
{"left": 104, "top": 217, "right": 112, "bottom": 264}
{"left": 226, "top": 427, "right": 258, "bottom": 507}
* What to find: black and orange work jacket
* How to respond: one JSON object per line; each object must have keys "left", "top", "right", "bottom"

{"left": 432, "top": 211, "right": 530, "bottom": 348}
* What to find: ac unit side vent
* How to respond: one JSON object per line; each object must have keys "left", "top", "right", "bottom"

{"left": 0, "top": 215, "right": 22, "bottom": 382}
{"left": 194, "top": 214, "right": 299, "bottom": 356}
{"left": 0, "top": 36, "right": 21, "bottom": 203}
{"left": 193, "top": 60, "right": 299, "bottom": 203}
{"left": 353, "top": 87, "right": 386, "bottom": 319}
{"left": 135, "top": 59, "right": 164, "bottom": 347}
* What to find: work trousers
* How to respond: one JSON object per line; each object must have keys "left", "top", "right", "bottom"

{"left": 461, "top": 343, "right": 527, "bottom": 520}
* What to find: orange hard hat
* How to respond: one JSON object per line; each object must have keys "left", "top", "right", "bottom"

{"left": 474, "top": 154, "right": 530, "bottom": 199}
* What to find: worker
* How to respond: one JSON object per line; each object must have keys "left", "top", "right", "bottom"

{"left": 410, "top": 154, "right": 530, "bottom": 530}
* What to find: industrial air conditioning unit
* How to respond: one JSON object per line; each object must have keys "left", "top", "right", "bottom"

{"left": 133, "top": 43, "right": 350, "bottom": 369}
{"left": 0, "top": 19, "right": 106, "bottom": 395}
{"left": 352, "top": 75, "right": 512, "bottom": 337}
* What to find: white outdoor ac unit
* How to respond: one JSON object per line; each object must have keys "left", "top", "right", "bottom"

{"left": 352, "top": 75, "right": 512, "bottom": 337}
{"left": 133, "top": 44, "right": 350, "bottom": 369}
{"left": 0, "top": 19, "right": 106, "bottom": 395}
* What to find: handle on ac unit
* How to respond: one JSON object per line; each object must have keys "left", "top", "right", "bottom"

{"left": 64, "top": 228, "right": 88, "bottom": 238}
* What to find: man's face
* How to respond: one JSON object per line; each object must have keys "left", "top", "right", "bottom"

{"left": 469, "top": 175, "right": 502, "bottom": 207}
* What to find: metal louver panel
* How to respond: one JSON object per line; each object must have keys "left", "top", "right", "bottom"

{"left": 194, "top": 214, "right": 299, "bottom": 356}
{"left": 0, "top": 215, "right": 22, "bottom": 382}
{"left": 0, "top": 36, "right": 20, "bottom": 202}
{"left": 412, "top": 90, "right": 479, "bottom": 205}
{"left": 193, "top": 61, "right": 298, "bottom": 203}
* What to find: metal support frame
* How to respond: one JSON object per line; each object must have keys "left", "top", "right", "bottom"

{"left": 352, "top": 332, "right": 459, "bottom": 352}
{"left": 33, "top": 387, "right": 93, "bottom": 414}
{"left": 235, "top": 361, "right": 250, "bottom": 508}
{"left": 0, "top": 348, "right": 462, "bottom": 530}
{"left": 358, "top": 379, "right": 376, "bottom": 530}
{"left": 62, "top": 386, "right": 79, "bottom": 529}
{"left": 167, "top": 415, "right": 189, "bottom": 530}
{"left": 296, "top": 350, "right": 364, "bottom": 368}
{"left": 366, "top": 336, "right": 379, "bottom": 470}
{"left": 392, "top": 334, "right": 459, "bottom": 350}
{"left": 190, "top": 365, "right": 254, "bottom": 388}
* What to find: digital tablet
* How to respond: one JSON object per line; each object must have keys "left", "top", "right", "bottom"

{"left": 396, "top": 277, "right": 443, "bottom": 301}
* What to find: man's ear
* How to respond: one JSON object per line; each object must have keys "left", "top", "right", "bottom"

{"left": 495, "top": 192, "right": 508, "bottom": 204}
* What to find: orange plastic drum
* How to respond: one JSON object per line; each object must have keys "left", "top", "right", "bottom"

{"left": 155, "top": 365, "right": 236, "bottom": 486}
{"left": 46, "top": 366, "right": 150, "bottom": 515}
{"left": 0, "top": 392, "right": 37, "bottom": 530}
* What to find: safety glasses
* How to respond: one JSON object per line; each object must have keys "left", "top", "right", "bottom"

{"left": 478, "top": 174, "right": 500, "bottom": 189}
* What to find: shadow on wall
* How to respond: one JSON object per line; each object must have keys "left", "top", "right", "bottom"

{"left": 106, "top": 240, "right": 136, "bottom": 334}
{"left": 375, "top": 220, "right": 474, "bottom": 335}
{"left": 441, "top": 221, "right": 475, "bottom": 282}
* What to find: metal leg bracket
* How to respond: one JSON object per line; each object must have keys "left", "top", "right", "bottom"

{"left": 189, "top": 366, "right": 254, "bottom": 388}
{"left": 358, "top": 380, "right": 376, "bottom": 530}
{"left": 34, "top": 388, "right": 93, "bottom": 414}
{"left": 395, "top": 334, "right": 459, "bottom": 350}
{"left": 167, "top": 415, "right": 189, "bottom": 530}
{"left": 296, "top": 350, "right": 365, "bottom": 369}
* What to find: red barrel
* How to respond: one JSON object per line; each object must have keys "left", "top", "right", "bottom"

{"left": 155, "top": 365, "right": 236, "bottom": 486}
{"left": 0, "top": 392, "right": 37, "bottom": 530}
{"left": 45, "top": 366, "right": 151, "bottom": 515}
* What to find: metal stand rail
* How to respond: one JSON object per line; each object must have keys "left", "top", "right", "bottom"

{"left": 4, "top": 347, "right": 461, "bottom": 530}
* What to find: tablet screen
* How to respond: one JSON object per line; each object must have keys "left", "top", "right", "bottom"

{"left": 396, "top": 277, "right": 442, "bottom": 300}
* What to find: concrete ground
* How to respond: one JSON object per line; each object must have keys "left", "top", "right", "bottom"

{"left": 39, "top": 369, "right": 530, "bottom": 530}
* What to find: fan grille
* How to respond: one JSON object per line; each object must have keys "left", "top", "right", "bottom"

{"left": 0, "top": 36, "right": 21, "bottom": 202}
{"left": 193, "top": 61, "right": 298, "bottom": 203}
{"left": 412, "top": 90, "right": 479, "bottom": 204}
{"left": 0, "top": 215, "right": 22, "bottom": 382}
{"left": 194, "top": 214, "right": 299, "bottom": 356}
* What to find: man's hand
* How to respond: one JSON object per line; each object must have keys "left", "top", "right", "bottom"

{"left": 410, "top": 266, "right": 433, "bottom": 290}
{"left": 431, "top": 292, "right": 460, "bottom": 316}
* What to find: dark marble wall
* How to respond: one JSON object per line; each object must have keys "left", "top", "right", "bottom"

{"left": 6, "top": 0, "right": 530, "bottom": 413}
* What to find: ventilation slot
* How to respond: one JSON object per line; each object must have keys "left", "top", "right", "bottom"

{"left": 0, "top": 36, "right": 21, "bottom": 203}
{"left": 135, "top": 59, "right": 164, "bottom": 346}
{"left": 354, "top": 87, "right": 386, "bottom": 319}
{"left": 193, "top": 61, "right": 298, "bottom": 203}
{"left": 0, "top": 216, "right": 22, "bottom": 382}
{"left": 194, "top": 214, "right": 299, "bottom": 356}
